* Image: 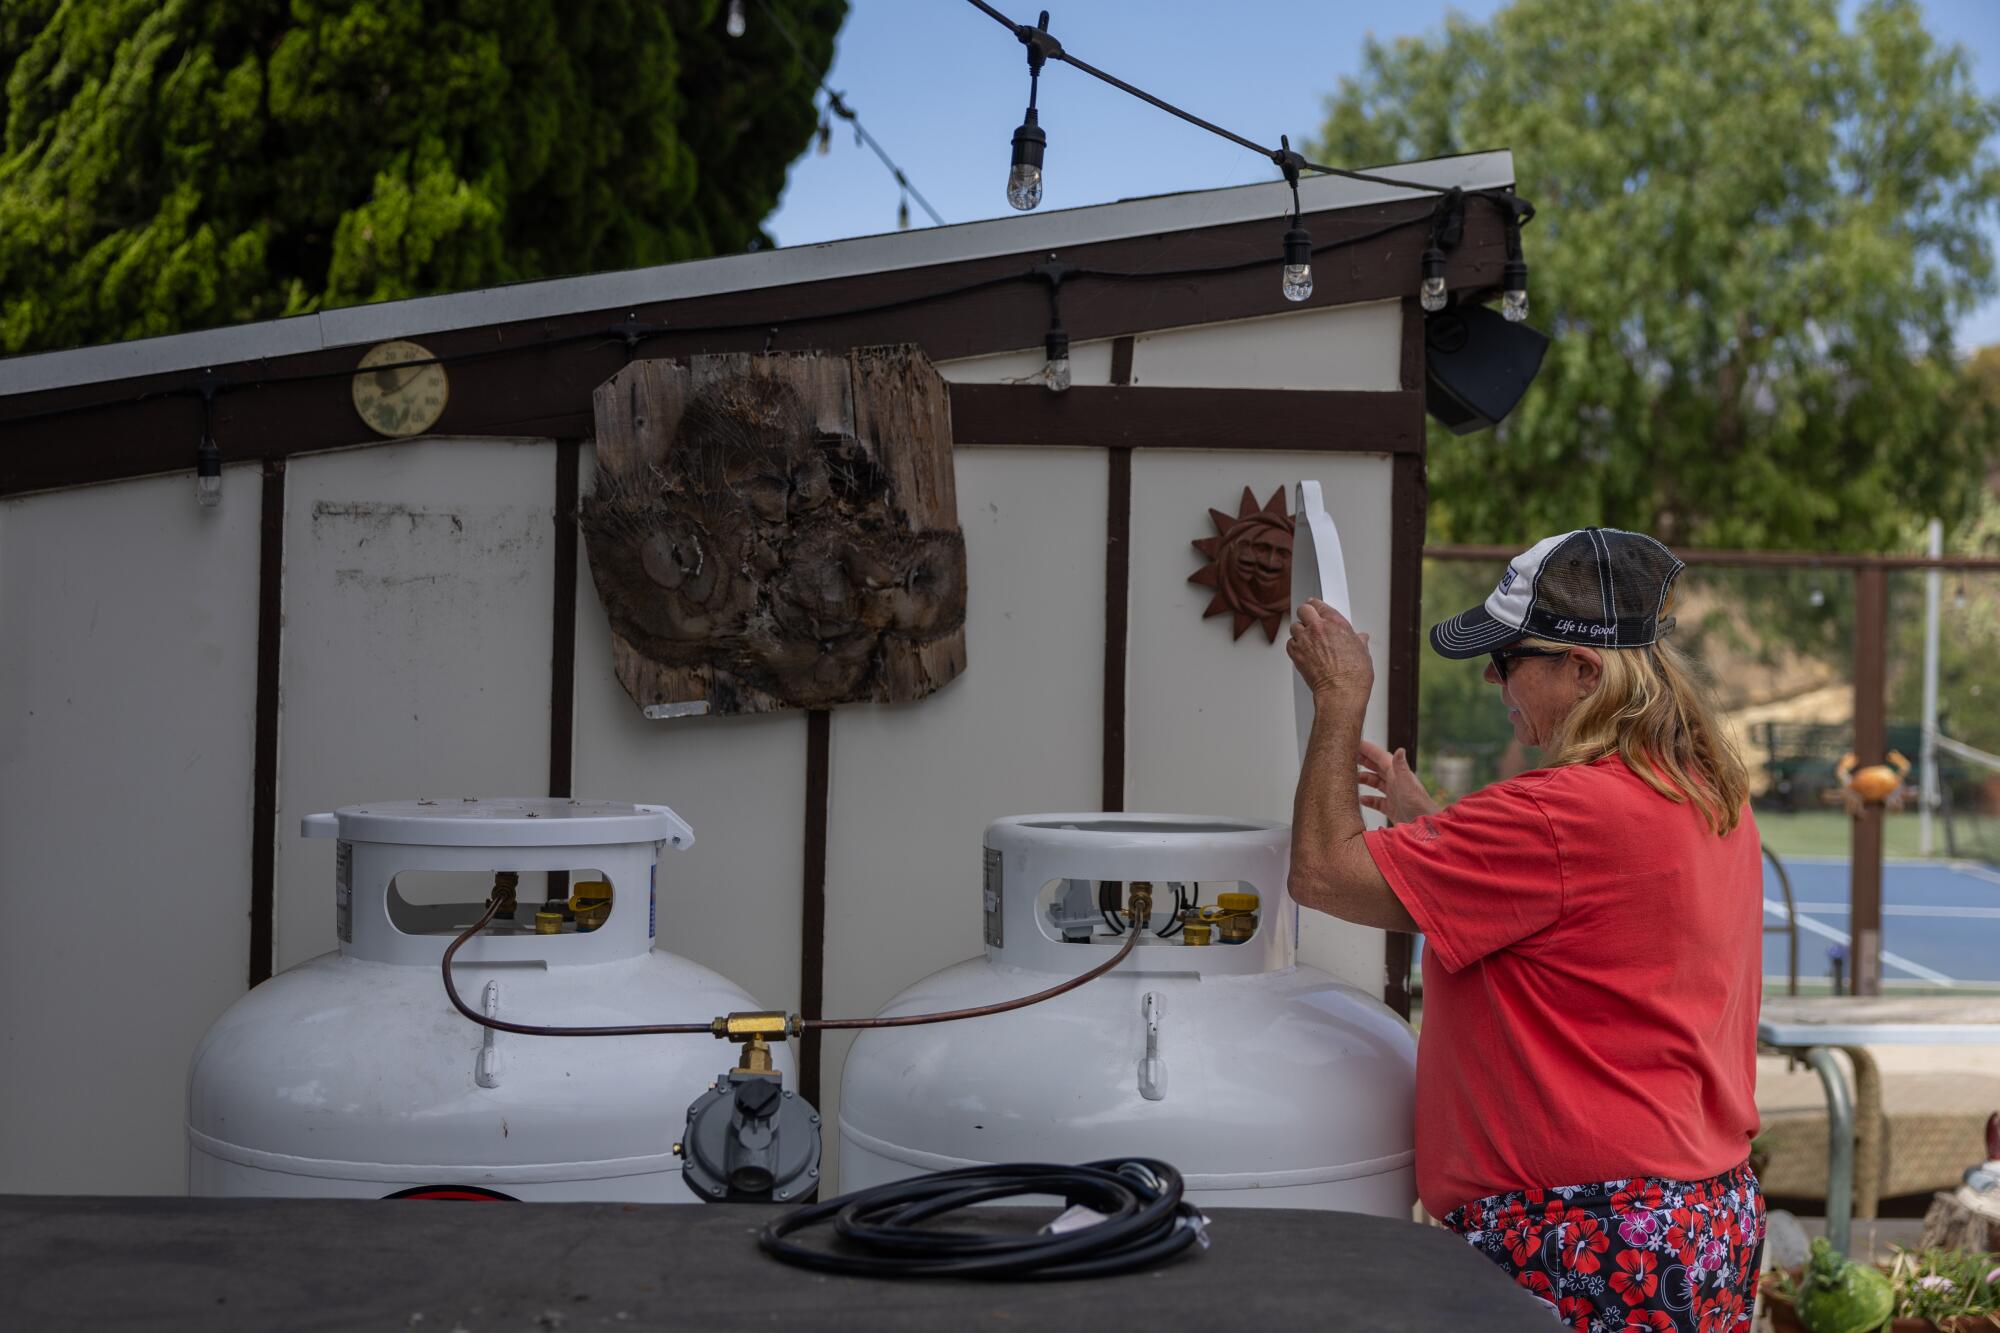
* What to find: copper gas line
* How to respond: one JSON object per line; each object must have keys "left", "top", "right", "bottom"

{"left": 441, "top": 891, "right": 1148, "bottom": 1039}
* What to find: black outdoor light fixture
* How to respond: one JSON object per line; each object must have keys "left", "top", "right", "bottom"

{"left": 1276, "top": 136, "right": 1312, "bottom": 303}
{"left": 1008, "top": 11, "right": 1055, "bottom": 211}
{"left": 195, "top": 371, "right": 223, "bottom": 509}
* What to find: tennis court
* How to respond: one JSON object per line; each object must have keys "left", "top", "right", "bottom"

{"left": 1763, "top": 854, "right": 2000, "bottom": 987}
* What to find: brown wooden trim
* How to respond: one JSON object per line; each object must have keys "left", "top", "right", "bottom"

{"left": 799, "top": 709, "right": 832, "bottom": 1107}
{"left": 1399, "top": 295, "right": 1426, "bottom": 392}
{"left": 951, "top": 385, "right": 1424, "bottom": 452}
{"left": 1103, "top": 447, "right": 1133, "bottom": 813}
{"left": 548, "top": 439, "right": 580, "bottom": 799}
{"left": 1382, "top": 301, "right": 1428, "bottom": 1017}
{"left": 1850, "top": 567, "right": 1887, "bottom": 997}
{"left": 1428, "top": 543, "right": 2000, "bottom": 572}
{"left": 249, "top": 458, "right": 286, "bottom": 988}
{"left": 1109, "top": 334, "right": 1135, "bottom": 388}
{"left": 1101, "top": 337, "right": 1136, "bottom": 814}
{"left": 1, "top": 197, "right": 1506, "bottom": 497}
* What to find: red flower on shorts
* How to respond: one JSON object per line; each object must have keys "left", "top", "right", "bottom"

{"left": 1609, "top": 1249, "right": 1660, "bottom": 1306}
{"left": 1557, "top": 1296, "right": 1594, "bottom": 1332}
{"left": 1503, "top": 1222, "right": 1543, "bottom": 1266}
{"left": 1622, "top": 1314, "right": 1676, "bottom": 1333}
{"left": 1612, "top": 1181, "right": 1664, "bottom": 1215}
{"left": 1516, "top": 1269, "right": 1555, "bottom": 1300}
{"left": 1564, "top": 1216, "right": 1610, "bottom": 1274}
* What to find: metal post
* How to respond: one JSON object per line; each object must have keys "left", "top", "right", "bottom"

{"left": 1802, "top": 1046, "right": 1856, "bottom": 1257}
{"left": 1851, "top": 566, "right": 1887, "bottom": 997}
{"left": 1921, "top": 519, "right": 1942, "bottom": 857}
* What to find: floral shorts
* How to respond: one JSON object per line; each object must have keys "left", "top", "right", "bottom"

{"left": 1441, "top": 1162, "right": 1766, "bottom": 1332}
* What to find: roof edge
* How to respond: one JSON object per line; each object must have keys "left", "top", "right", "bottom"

{"left": 0, "top": 150, "right": 1512, "bottom": 399}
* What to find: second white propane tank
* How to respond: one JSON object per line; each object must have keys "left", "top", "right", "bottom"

{"left": 837, "top": 813, "right": 1418, "bottom": 1213}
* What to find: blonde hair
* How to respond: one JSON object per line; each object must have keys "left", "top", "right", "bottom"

{"left": 1519, "top": 634, "right": 1749, "bottom": 836}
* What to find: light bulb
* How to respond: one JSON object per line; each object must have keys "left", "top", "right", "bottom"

{"left": 1420, "top": 246, "right": 1449, "bottom": 312}
{"left": 726, "top": 0, "right": 746, "bottom": 37}
{"left": 1043, "top": 324, "right": 1070, "bottom": 392}
{"left": 1501, "top": 258, "right": 1530, "bottom": 323}
{"left": 1007, "top": 164, "right": 1042, "bottom": 211}
{"left": 816, "top": 119, "right": 831, "bottom": 155}
{"left": 1008, "top": 111, "right": 1046, "bottom": 211}
{"left": 196, "top": 438, "right": 222, "bottom": 509}
{"left": 897, "top": 197, "right": 910, "bottom": 231}
{"left": 1281, "top": 227, "right": 1313, "bottom": 303}
{"left": 1809, "top": 586, "right": 1826, "bottom": 608}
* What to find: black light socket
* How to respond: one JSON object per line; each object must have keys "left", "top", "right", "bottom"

{"left": 1282, "top": 227, "right": 1312, "bottom": 269}
{"left": 1012, "top": 109, "right": 1046, "bottom": 171}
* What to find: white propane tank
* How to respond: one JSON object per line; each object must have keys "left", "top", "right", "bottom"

{"left": 839, "top": 479, "right": 1416, "bottom": 1214}
{"left": 837, "top": 815, "right": 1418, "bottom": 1213}
{"left": 188, "top": 798, "right": 794, "bottom": 1201}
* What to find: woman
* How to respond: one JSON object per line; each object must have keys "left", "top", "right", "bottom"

{"left": 1287, "top": 528, "right": 1764, "bottom": 1333}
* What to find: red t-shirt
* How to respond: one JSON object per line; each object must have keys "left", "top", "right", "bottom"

{"left": 1364, "top": 755, "right": 1762, "bottom": 1219}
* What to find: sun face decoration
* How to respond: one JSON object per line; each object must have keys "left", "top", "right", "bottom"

{"left": 1189, "top": 486, "right": 1294, "bottom": 642}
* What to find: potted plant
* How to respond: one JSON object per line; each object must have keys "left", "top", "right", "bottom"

{"left": 1764, "top": 1241, "right": 2000, "bottom": 1331}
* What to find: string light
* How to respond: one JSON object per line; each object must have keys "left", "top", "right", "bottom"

{"left": 1008, "top": 11, "right": 1055, "bottom": 211}
{"left": 962, "top": 0, "right": 1537, "bottom": 313}
{"left": 752, "top": 3, "right": 945, "bottom": 229}
{"left": 195, "top": 372, "right": 223, "bottom": 508}
{"left": 1275, "top": 136, "right": 1312, "bottom": 302}
{"left": 727, "top": 0, "right": 747, "bottom": 38}
{"left": 1419, "top": 189, "right": 1463, "bottom": 313}
{"left": 1035, "top": 260, "right": 1071, "bottom": 392}
{"left": 1499, "top": 196, "right": 1534, "bottom": 323}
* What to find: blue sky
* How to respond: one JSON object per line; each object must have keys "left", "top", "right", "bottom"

{"left": 764, "top": 0, "right": 2000, "bottom": 351}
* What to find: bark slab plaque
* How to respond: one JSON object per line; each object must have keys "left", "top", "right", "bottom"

{"left": 584, "top": 347, "right": 966, "bottom": 716}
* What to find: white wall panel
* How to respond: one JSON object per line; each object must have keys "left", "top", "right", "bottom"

{"left": 1125, "top": 450, "right": 1396, "bottom": 989}
{"left": 569, "top": 450, "right": 808, "bottom": 1018}
{"left": 0, "top": 467, "right": 263, "bottom": 1193}
{"left": 275, "top": 440, "right": 554, "bottom": 971}
{"left": 1133, "top": 300, "right": 1402, "bottom": 391}
{"left": 817, "top": 446, "right": 1107, "bottom": 1189}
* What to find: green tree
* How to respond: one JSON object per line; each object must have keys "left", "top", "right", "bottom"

{"left": 0, "top": 0, "right": 844, "bottom": 354}
{"left": 1315, "top": 0, "right": 2000, "bottom": 553}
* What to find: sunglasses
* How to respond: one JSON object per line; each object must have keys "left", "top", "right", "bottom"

{"left": 1489, "top": 647, "right": 1570, "bottom": 680}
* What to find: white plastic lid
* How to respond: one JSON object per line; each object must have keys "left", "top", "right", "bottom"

{"left": 1291, "top": 480, "right": 1354, "bottom": 761}
{"left": 300, "top": 797, "right": 694, "bottom": 848}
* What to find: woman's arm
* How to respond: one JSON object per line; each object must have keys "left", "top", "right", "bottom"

{"left": 1286, "top": 601, "right": 1420, "bottom": 933}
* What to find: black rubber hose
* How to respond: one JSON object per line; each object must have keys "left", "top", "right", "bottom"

{"left": 759, "top": 1158, "right": 1207, "bottom": 1280}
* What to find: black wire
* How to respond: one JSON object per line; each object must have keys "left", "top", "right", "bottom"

{"left": 759, "top": 1158, "right": 1207, "bottom": 1279}
{"left": 958, "top": 0, "right": 1508, "bottom": 202}
{"left": 1, "top": 205, "right": 1444, "bottom": 432}
{"left": 751, "top": 0, "right": 947, "bottom": 228}
{"left": 1157, "top": 882, "right": 1185, "bottom": 937}
{"left": 1100, "top": 906, "right": 1124, "bottom": 936}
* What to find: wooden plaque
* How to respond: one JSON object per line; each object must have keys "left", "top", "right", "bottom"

{"left": 584, "top": 347, "right": 966, "bottom": 717}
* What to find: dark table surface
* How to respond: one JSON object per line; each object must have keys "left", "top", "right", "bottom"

{"left": 0, "top": 1195, "right": 1557, "bottom": 1331}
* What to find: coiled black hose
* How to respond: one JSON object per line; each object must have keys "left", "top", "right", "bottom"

{"left": 759, "top": 1158, "right": 1207, "bottom": 1280}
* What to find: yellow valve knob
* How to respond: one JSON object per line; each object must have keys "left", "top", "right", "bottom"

{"left": 534, "top": 911, "right": 563, "bottom": 935}
{"left": 1215, "top": 892, "right": 1260, "bottom": 913}
{"left": 568, "top": 880, "right": 612, "bottom": 932}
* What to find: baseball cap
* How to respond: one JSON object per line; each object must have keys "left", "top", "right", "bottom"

{"left": 1430, "top": 528, "right": 1685, "bottom": 659}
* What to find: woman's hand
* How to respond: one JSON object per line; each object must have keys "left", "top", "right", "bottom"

{"left": 1357, "top": 740, "right": 1441, "bottom": 824}
{"left": 1287, "top": 599, "right": 1374, "bottom": 714}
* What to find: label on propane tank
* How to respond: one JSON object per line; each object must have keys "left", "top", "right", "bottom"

{"left": 336, "top": 840, "right": 352, "bottom": 943}
{"left": 982, "top": 846, "right": 1003, "bottom": 947}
